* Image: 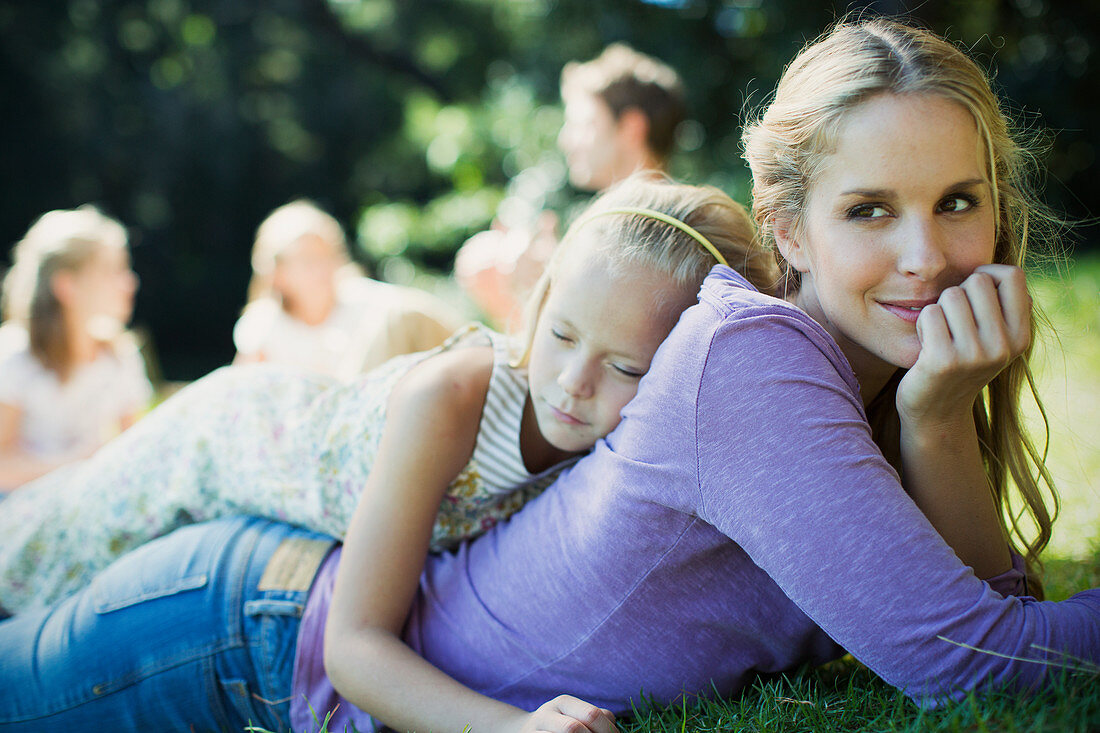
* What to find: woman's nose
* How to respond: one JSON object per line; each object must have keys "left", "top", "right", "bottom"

{"left": 897, "top": 217, "right": 948, "bottom": 280}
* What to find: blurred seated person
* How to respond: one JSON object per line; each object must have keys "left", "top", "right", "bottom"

{"left": 454, "top": 43, "right": 685, "bottom": 330}
{"left": 0, "top": 206, "right": 152, "bottom": 492}
{"left": 234, "top": 200, "right": 462, "bottom": 380}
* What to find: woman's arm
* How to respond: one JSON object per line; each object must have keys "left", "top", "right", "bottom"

{"left": 324, "top": 346, "right": 616, "bottom": 733}
{"left": 0, "top": 402, "right": 70, "bottom": 489}
{"left": 895, "top": 265, "right": 1032, "bottom": 578}
{"left": 690, "top": 304, "right": 1099, "bottom": 704}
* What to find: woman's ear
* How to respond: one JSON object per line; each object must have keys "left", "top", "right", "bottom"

{"left": 772, "top": 215, "right": 809, "bottom": 273}
{"left": 50, "top": 271, "right": 76, "bottom": 306}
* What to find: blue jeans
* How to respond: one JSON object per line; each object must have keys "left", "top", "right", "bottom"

{"left": 0, "top": 516, "right": 336, "bottom": 732}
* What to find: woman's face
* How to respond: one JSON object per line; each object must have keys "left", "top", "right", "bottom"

{"left": 70, "top": 242, "right": 138, "bottom": 328}
{"left": 783, "top": 93, "right": 997, "bottom": 385}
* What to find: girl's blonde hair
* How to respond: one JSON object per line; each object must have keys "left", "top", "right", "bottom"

{"left": 514, "top": 173, "right": 780, "bottom": 366}
{"left": 742, "top": 17, "right": 1059, "bottom": 593}
{"left": 245, "top": 199, "right": 353, "bottom": 304}
{"left": 1, "top": 205, "right": 130, "bottom": 380}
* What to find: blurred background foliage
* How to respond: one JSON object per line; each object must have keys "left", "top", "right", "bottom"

{"left": 1, "top": 0, "right": 1097, "bottom": 379}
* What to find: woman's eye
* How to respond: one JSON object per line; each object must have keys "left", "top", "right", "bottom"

{"left": 939, "top": 195, "right": 977, "bottom": 213}
{"left": 551, "top": 329, "right": 573, "bottom": 344}
{"left": 846, "top": 204, "right": 889, "bottom": 219}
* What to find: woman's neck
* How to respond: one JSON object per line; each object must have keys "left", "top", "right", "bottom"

{"left": 63, "top": 315, "right": 100, "bottom": 367}
{"left": 788, "top": 290, "right": 898, "bottom": 407}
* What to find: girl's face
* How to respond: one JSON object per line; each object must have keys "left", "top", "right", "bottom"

{"left": 781, "top": 93, "right": 996, "bottom": 387}
{"left": 526, "top": 245, "right": 692, "bottom": 454}
{"left": 70, "top": 243, "right": 138, "bottom": 327}
{"left": 271, "top": 234, "right": 342, "bottom": 306}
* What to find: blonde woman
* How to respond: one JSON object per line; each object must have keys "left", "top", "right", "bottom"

{"left": 0, "top": 206, "right": 150, "bottom": 491}
{"left": 235, "top": 199, "right": 461, "bottom": 379}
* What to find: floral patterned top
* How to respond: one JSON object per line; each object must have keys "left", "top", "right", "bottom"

{"left": 0, "top": 324, "right": 574, "bottom": 614}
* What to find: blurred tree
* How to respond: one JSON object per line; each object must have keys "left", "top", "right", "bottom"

{"left": 0, "top": 0, "right": 1095, "bottom": 379}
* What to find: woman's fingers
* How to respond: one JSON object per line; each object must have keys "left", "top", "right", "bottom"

{"left": 901, "top": 265, "right": 1032, "bottom": 422}
{"left": 974, "top": 263, "right": 1031, "bottom": 353}
{"left": 920, "top": 266, "right": 1031, "bottom": 369}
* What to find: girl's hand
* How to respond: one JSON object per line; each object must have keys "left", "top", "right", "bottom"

{"left": 514, "top": 695, "right": 618, "bottom": 733}
{"left": 897, "top": 264, "right": 1031, "bottom": 427}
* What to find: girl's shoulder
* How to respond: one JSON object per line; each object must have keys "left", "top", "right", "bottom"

{"left": 388, "top": 339, "right": 495, "bottom": 427}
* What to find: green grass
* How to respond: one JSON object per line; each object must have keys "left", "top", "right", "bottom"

{"left": 620, "top": 658, "right": 1100, "bottom": 733}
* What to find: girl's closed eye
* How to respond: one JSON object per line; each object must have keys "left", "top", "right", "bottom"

{"left": 611, "top": 363, "right": 646, "bottom": 379}
{"left": 550, "top": 328, "right": 574, "bottom": 344}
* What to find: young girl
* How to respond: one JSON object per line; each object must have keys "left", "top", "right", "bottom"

{"left": 0, "top": 175, "right": 780, "bottom": 615}
{"left": 233, "top": 199, "right": 461, "bottom": 380}
{"left": 0, "top": 206, "right": 151, "bottom": 492}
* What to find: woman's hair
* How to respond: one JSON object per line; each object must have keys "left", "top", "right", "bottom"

{"left": 245, "top": 199, "right": 351, "bottom": 304}
{"left": 742, "top": 17, "right": 1060, "bottom": 592}
{"left": 514, "top": 173, "right": 780, "bottom": 366}
{"left": 1, "top": 205, "right": 129, "bottom": 379}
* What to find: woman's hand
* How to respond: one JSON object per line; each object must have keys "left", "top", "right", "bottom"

{"left": 897, "top": 264, "right": 1031, "bottom": 427}
{"left": 893, "top": 264, "right": 1026, "bottom": 577}
{"left": 513, "top": 695, "right": 618, "bottom": 733}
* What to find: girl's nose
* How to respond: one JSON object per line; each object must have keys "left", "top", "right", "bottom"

{"left": 557, "top": 357, "right": 595, "bottom": 400}
{"left": 897, "top": 217, "right": 948, "bottom": 281}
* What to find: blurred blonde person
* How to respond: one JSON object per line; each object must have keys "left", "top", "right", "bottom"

{"left": 454, "top": 43, "right": 685, "bottom": 331}
{"left": 233, "top": 200, "right": 461, "bottom": 379}
{"left": 0, "top": 205, "right": 151, "bottom": 491}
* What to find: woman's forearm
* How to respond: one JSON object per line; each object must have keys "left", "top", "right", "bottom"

{"left": 0, "top": 449, "right": 64, "bottom": 490}
{"left": 899, "top": 409, "right": 1012, "bottom": 579}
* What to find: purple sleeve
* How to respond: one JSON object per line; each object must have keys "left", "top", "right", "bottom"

{"left": 693, "top": 309, "right": 1100, "bottom": 705}
{"left": 987, "top": 553, "right": 1029, "bottom": 598}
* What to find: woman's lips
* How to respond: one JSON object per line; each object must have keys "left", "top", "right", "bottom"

{"left": 879, "top": 299, "right": 937, "bottom": 325}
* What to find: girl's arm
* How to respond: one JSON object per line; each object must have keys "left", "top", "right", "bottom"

{"left": 324, "top": 346, "right": 616, "bottom": 733}
{"left": 895, "top": 265, "right": 1031, "bottom": 578}
{"left": 0, "top": 403, "right": 70, "bottom": 489}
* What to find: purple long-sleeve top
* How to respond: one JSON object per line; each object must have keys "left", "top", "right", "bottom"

{"left": 292, "top": 266, "right": 1099, "bottom": 731}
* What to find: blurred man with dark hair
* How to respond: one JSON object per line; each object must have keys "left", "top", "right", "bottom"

{"left": 455, "top": 44, "right": 685, "bottom": 329}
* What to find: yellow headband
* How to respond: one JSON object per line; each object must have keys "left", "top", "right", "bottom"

{"left": 572, "top": 206, "right": 729, "bottom": 268}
